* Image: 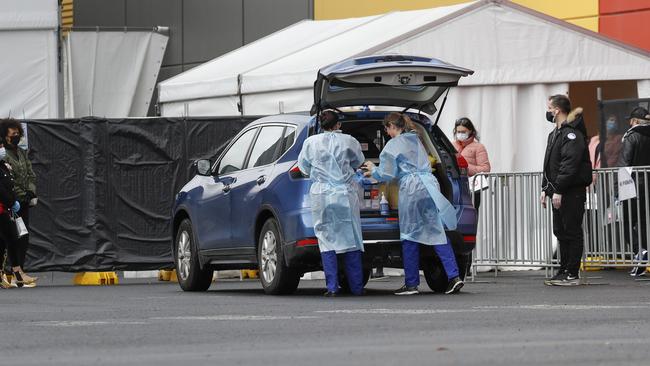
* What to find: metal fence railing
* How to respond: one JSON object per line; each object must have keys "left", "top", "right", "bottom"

{"left": 471, "top": 167, "right": 650, "bottom": 278}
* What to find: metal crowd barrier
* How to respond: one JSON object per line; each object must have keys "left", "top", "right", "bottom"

{"left": 470, "top": 167, "right": 650, "bottom": 278}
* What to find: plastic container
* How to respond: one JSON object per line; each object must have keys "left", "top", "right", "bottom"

{"left": 380, "top": 193, "right": 389, "bottom": 216}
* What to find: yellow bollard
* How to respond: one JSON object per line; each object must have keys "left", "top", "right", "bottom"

{"left": 581, "top": 257, "right": 604, "bottom": 272}
{"left": 73, "top": 272, "right": 119, "bottom": 286}
{"left": 158, "top": 269, "right": 178, "bottom": 282}
{"left": 241, "top": 269, "right": 259, "bottom": 279}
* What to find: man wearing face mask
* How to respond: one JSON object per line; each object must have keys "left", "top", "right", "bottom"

{"left": 541, "top": 95, "right": 592, "bottom": 286}
{"left": 618, "top": 107, "right": 650, "bottom": 277}
{"left": 0, "top": 119, "right": 38, "bottom": 286}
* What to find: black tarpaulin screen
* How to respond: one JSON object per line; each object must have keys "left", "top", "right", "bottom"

{"left": 22, "top": 117, "right": 252, "bottom": 272}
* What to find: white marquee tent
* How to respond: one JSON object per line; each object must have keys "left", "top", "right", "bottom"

{"left": 158, "top": 0, "right": 650, "bottom": 173}
{"left": 0, "top": 0, "right": 60, "bottom": 119}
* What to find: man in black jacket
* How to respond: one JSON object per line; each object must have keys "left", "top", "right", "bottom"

{"left": 541, "top": 95, "right": 592, "bottom": 286}
{"left": 618, "top": 106, "right": 650, "bottom": 277}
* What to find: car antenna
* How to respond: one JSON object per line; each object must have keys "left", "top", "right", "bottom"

{"left": 433, "top": 88, "right": 451, "bottom": 127}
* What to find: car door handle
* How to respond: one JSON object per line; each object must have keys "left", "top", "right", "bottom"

{"left": 222, "top": 185, "right": 231, "bottom": 193}
{"left": 256, "top": 176, "right": 266, "bottom": 185}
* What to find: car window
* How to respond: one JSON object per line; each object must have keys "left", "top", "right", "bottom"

{"left": 279, "top": 127, "right": 296, "bottom": 155}
{"left": 218, "top": 128, "right": 257, "bottom": 175}
{"left": 247, "top": 126, "right": 285, "bottom": 168}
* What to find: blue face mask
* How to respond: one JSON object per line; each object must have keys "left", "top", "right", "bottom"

{"left": 606, "top": 119, "right": 617, "bottom": 131}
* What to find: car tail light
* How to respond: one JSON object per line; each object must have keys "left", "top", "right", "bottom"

{"left": 463, "top": 235, "right": 476, "bottom": 243}
{"left": 456, "top": 154, "right": 468, "bottom": 176}
{"left": 289, "top": 163, "right": 307, "bottom": 179}
{"left": 296, "top": 238, "right": 318, "bottom": 247}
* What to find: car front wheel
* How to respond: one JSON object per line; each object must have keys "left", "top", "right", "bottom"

{"left": 258, "top": 218, "right": 300, "bottom": 295}
{"left": 175, "top": 218, "right": 213, "bottom": 292}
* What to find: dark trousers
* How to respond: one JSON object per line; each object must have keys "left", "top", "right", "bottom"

{"left": 1, "top": 202, "right": 30, "bottom": 271}
{"left": 623, "top": 193, "right": 648, "bottom": 255}
{"left": 321, "top": 250, "right": 364, "bottom": 295}
{"left": 552, "top": 192, "right": 586, "bottom": 276}
{"left": 0, "top": 212, "right": 18, "bottom": 270}
{"left": 402, "top": 239, "right": 459, "bottom": 287}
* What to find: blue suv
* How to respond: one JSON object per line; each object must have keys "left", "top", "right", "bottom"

{"left": 172, "top": 55, "right": 477, "bottom": 294}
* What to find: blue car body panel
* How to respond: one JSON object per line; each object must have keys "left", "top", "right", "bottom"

{"left": 172, "top": 112, "right": 477, "bottom": 270}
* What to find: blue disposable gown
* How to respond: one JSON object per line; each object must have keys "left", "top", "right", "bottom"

{"left": 298, "top": 131, "right": 365, "bottom": 254}
{"left": 372, "top": 132, "right": 457, "bottom": 245}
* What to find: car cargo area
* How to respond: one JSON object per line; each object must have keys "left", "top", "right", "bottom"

{"left": 340, "top": 118, "right": 454, "bottom": 219}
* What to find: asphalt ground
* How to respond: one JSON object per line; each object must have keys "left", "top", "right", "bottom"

{"left": 1, "top": 270, "right": 650, "bottom": 366}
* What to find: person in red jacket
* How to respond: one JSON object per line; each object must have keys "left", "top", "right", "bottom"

{"left": 452, "top": 117, "right": 491, "bottom": 209}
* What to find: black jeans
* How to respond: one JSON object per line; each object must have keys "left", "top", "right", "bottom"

{"left": 0, "top": 212, "right": 19, "bottom": 270}
{"left": 552, "top": 191, "right": 586, "bottom": 276}
{"left": 623, "top": 192, "right": 648, "bottom": 255}
{"left": 2, "top": 202, "right": 30, "bottom": 270}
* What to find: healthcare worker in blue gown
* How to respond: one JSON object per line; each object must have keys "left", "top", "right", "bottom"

{"left": 298, "top": 110, "right": 365, "bottom": 297}
{"left": 363, "top": 112, "right": 464, "bottom": 295}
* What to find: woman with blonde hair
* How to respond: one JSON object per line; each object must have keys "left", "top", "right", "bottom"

{"left": 364, "top": 112, "right": 463, "bottom": 295}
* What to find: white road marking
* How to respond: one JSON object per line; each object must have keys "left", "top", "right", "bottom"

{"left": 315, "top": 308, "right": 489, "bottom": 314}
{"left": 316, "top": 303, "right": 650, "bottom": 315}
{"left": 474, "top": 304, "right": 650, "bottom": 310}
{"left": 30, "top": 320, "right": 147, "bottom": 327}
{"left": 152, "top": 315, "right": 320, "bottom": 321}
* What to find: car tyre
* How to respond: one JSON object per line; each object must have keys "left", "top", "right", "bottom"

{"left": 175, "top": 219, "right": 213, "bottom": 292}
{"left": 338, "top": 267, "right": 371, "bottom": 294}
{"left": 258, "top": 218, "right": 300, "bottom": 295}
{"left": 423, "top": 261, "right": 448, "bottom": 293}
{"left": 456, "top": 252, "right": 472, "bottom": 281}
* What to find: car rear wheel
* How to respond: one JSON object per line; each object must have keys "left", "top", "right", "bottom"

{"left": 175, "top": 219, "right": 213, "bottom": 292}
{"left": 423, "top": 262, "right": 448, "bottom": 293}
{"left": 338, "top": 267, "right": 371, "bottom": 294}
{"left": 258, "top": 218, "right": 300, "bottom": 295}
{"left": 456, "top": 252, "right": 472, "bottom": 281}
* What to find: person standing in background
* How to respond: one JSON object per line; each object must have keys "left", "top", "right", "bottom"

{"left": 540, "top": 95, "right": 592, "bottom": 287}
{"left": 0, "top": 119, "right": 38, "bottom": 286}
{"left": 618, "top": 107, "right": 650, "bottom": 277}
{"left": 452, "top": 117, "right": 491, "bottom": 209}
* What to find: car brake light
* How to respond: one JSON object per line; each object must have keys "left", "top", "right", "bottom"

{"left": 289, "top": 164, "right": 307, "bottom": 179}
{"left": 456, "top": 154, "right": 468, "bottom": 176}
{"left": 296, "top": 238, "right": 318, "bottom": 246}
{"left": 463, "top": 235, "right": 476, "bottom": 243}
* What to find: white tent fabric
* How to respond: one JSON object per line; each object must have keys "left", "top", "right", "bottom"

{"left": 158, "top": 15, "right": 383, "bottom": 117}
{"left": 63, "top": 30, "right": 168, "bottom": 118}
{"left": 0, "top": 0, "right": 59, "bottom": 119}
{"left": 158, "top": 0, "right": 650, "bottom": 172}
{"left": 638, "top": 80, "right": 650, "bottom": 98}
{"left": 441, "top": 83, "right": 568, "bottom": 172}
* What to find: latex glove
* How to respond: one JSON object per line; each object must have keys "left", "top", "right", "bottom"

{"left": 29, "top": 197, "right": 38, "bottom": 207}
{"left": 540, "top": 192, "right": 546, "bottom": 209}
{"left": 362, "top": 161, "right": 376, "bottom": 177}
{"left": 12, "top": 201, "right": 20, "bottom": 213}
{"left": 552, "top": 193, "right": 562, "bottom": 209}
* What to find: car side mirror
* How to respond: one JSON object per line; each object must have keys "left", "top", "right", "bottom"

{"left": 195, "top": 159, "right": 213, "bottom": 176}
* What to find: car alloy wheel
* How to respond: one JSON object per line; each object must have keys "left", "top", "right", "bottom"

{"left": 260, "top": 230, "right": 278, "bottom": 284}
{"left": 177, "top": 230, "right": 192, "bottom": 281}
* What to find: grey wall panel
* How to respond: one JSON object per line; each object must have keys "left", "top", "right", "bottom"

{"left": 74, "top": 0, "right": 126, "bottom": 27}
{"left": 243, "top": 0, "right": 312, "bottom": 44}
{"left": 182, "top": 62, "right": 204, "bottom": 72}
{"left": 183, "top": 0, "right": 244, "bottom": 64}
{"left": 126, "top": 0, "right": 183, "bottom": 66}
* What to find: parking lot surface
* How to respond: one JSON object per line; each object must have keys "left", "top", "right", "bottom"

{"left": 1, "top": 270, "right": 649, "bottom": 366}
